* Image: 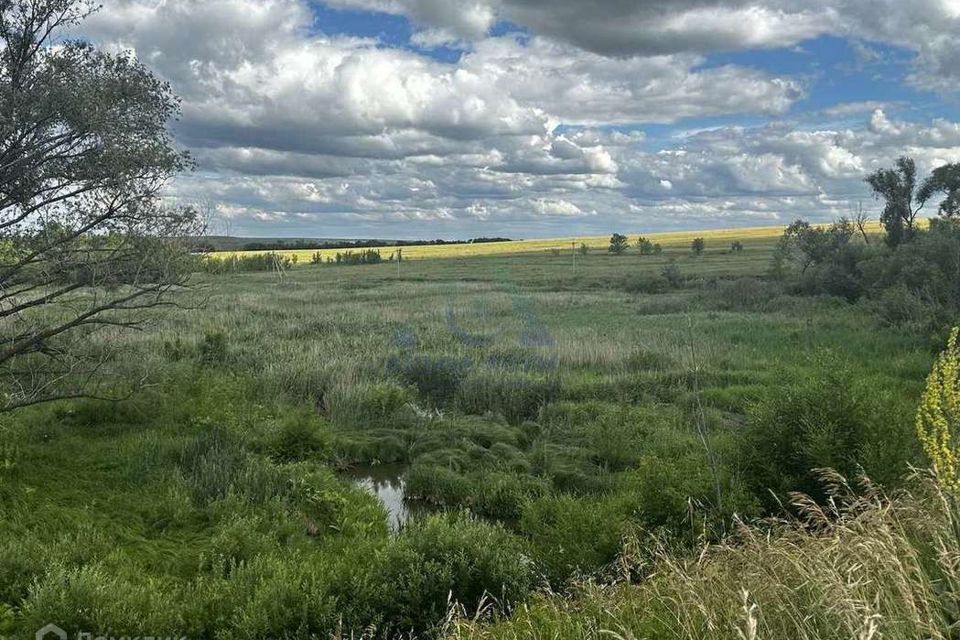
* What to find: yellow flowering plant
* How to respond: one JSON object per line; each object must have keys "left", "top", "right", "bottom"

{"left": 917, "top": 328, "right": 960, "bottom": 492}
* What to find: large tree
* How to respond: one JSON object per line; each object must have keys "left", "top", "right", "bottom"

{"left": 919, "top": 163, "right": 960, "bottom": 219}
{"left": 865, "top": 156, "right": 925, "bottom": 247}
{"left": 0, "top": 0, "right": 200, "bottom": 410}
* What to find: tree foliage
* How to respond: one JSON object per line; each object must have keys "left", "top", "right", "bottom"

{"left": 865, "top": 156, "right": 924, "bottom": 247}
{"left": 919, "top": 163, "right": 960, "bottom": 219}
{"left": 0, "top": 0, "right": 200, "bottom": 409}
{"left": 636, "top": 236, "right": 656, "bottom": 255}
{"left": 608, "top": 233, "right": 629, "bottom": 255}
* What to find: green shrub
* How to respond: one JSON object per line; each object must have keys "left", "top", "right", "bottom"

{"left": 375, "top": 514, "right": 534, "bottom": 634}
{"left": 19, "top": 564, "right": 184, "bottom": 638}
{"left": 520, "top": 494, "right": 632, "bottom": 586}
{"left": 261, "top": 410, "right": 332, "bottom": 462}
{"left": 741, "top": 360, "right": 916, "bottom": 504}
{"left": 473, "top": 473, "right": 549, "bottom": 520}
{"left": 217, "top": 553, "right": 340, "bottom": 639}
{"left": 0, "top": 524, "right": 112, "bottom": 606}
{"left": 406, "top": 463, "right": 472, "bottom": 506}
{"left": 333, "top": 431, "right": 408, "bottom": 464}
{"left": 200, "top": 252, "right": 293, "bottom": 274}
{"left": 608, "top": 233, "right": 629, "bottom": 255}
{"left": 332, "top": 249, "right": 384, "bottom": 265}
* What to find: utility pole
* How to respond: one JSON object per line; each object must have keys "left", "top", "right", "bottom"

{"left": 572, "top": 240, "right": 576, "bottom": 275}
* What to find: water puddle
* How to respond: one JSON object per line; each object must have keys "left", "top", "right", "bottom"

{"left": 343, "top": 463, "right": 427, "bottom": 532}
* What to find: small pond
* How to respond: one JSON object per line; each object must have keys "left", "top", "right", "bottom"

{"left": 343, "top": 463, "right": 428, "bottom": 532}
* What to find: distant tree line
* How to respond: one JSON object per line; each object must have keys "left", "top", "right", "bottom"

{"left": 220, "top": 236, "right": 514, "bottom": 253}
{"left": 199, "top": 252, "right": 295, "bottom": 274}
{"left": 315, "top": 249, "right": 388, "bottom": 266}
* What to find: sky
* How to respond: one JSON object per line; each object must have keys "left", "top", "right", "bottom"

{"left": 78, "top": 0, "right": 960, "bottom": 239}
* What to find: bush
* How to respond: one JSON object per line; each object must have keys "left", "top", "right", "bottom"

{"left": 217, "top": 554, "right": 340, "bottom": 639}
{"left": 636, "top": 237, "right": 656, "bottom": 255}
{"left": 539, "top": 401, "right": 653, "bottom": 472}
{"left": 199, "top": 513, "right": 282, "bottom": 577}
{"left": 261, "top": 410, "right": 332, "bottom": 462}
{"left": 406, "top": 463, "right": 473, "bottom": 506}
{"left": 520, "top": 494, "right": 632, "bottom": 586}
{"left": 775, "top": 217, "right": 960, "bottom": 332}
{"left": 741, "top": 359, "right": 916, "bottom": 505}
{"left": 19, "top": 564, "right": 184, "bottom": 638}
{"left": 473, "top": 473, "right": 548, "bottom": 520}
{"left": 373, "top": 514, "right": 534, "bottom": 635}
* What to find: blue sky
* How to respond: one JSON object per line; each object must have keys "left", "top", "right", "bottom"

{"left": 82, "top": 0, "right": 960, "bottom": 239}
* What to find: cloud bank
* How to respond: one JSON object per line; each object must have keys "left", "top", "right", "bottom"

{"left": 77, "top": 0, "right": 960, "bottom": 237}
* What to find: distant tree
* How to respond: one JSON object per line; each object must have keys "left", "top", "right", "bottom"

{"left": 578, "top": 242, "right": 589, "bottom": 256}
{"left": 608, "top": 233, "right": 629, "bottom": 255}
{"left": 852, "top": 201, "right": 871, "bottom": 245}
{"left": 0, "top": 0, "right": 200, "bottom": 410}
{"left": 636, "top": 236, "right": 656, "bottom": 255}
{"left": 730, "top": 240, "right": 744, "bottom": 253}
{"left": 919, "top": 163, "right": 960, "bottom": 219}
{"left": 865, "top": 156, "right": 926, "bottom": 247}
{"left": 691, "top": 238, "right": 705, "bottom": 255}
{"left": 778, "top": 219, "right": 855, "bottom": 274}
{"left": 652, "top": 243, "right": 663, "bottom": 254}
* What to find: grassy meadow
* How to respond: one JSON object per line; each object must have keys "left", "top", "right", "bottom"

{"left": 0, "top": 226, "right": 945, "bottom": 639}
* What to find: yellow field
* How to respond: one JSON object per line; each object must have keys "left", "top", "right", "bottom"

{"left": 210, "top": 224, "right": 791, "bottom": 263}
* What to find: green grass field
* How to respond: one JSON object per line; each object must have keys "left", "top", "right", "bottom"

{"left": 0, "top": 225, "right": 940, "bottom": 639}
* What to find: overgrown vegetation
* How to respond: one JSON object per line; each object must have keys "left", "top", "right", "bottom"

{"left": 454, "top": 323, "right": 960, "bottom": 640}
{"left": 0, "top": 219, "right": 941, "bottom": 637}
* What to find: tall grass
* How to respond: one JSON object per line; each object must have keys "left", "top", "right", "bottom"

{"left": 450, "top": 473, "right": 960, "bottom": 640}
